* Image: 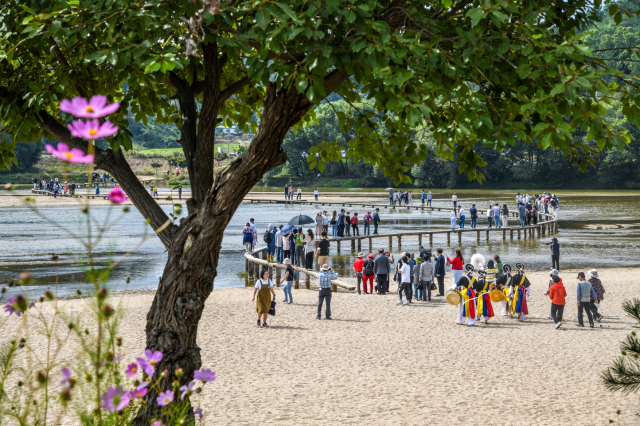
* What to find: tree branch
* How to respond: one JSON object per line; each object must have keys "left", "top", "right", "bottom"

{"left": 34, "top": 110, "right": 176, "bottom": 248}
{"left": 218, "top": 76, "right": 250, "bottom": 107}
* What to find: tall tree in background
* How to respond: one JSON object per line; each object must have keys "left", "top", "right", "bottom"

{"left": 2, "top": 0, "right": 639, "bottom": 421}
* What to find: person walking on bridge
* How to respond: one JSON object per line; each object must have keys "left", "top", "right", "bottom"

{"left": 373, "top": 208, "right": 381, "bottom": 234}
{"left": 297, "top": 187, "right": 302, "bottom": 200}
{"left": 314, "top": 188, "right": 319, "bottom": 201}
{"left": 449, "top": 209, "right": 457, "bottom": 229}
{"left": 322, "top": 210, "right": 329, "bottom": 236}
{"left": 363, "top": 211, "right": 373, "bottom": 236}
{"left": 458, "top": 206, "right": 466, "bottom": 229}
{"left": 427, "top": 191, "right": 432, "bottom": 206}
{"left": 421, "top": 190, "right": 425, "bottom": 205}
{"left": 315, "top": 231, "right": 330, "bottom": 268}
{"left": 389, "top": 190, "right": 394, "bottom": 206}
{"left": 469, "top": 204, "right": 477, "bottom": 229}
{"left": 452, "top": 193, "right": 457, "bottom": 209}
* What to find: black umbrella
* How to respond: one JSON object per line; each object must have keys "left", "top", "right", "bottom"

{"left": 288, "top": 214, "right": 315, "bottom": 226}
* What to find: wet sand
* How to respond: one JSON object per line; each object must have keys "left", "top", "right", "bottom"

{"left": 3, "top": 268, "right": 636, "bottom": 425}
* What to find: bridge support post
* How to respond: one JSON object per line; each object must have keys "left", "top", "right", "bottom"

{"left": 398, "top": 236, "right": 402, "bottom": 247}
{"left": 254, "top": 261, "right": 260, "bottom": 281}
{"left": 275, "top": 267, "right": 281, "bottom": 287}
{"left": 510, "top": 229, "right": 514, "bottom": 240}
{"left": 305, "top": 272, "right": 310, "bottom": 289}
{"left": 429, "top": 233, "right": 433, "bottom": 245}
{"left": 517, "top": 229, "right": 521, "bottom": 240}
{"left": 502, "top": 229, "right": 506, "bottom": 240}
{"left": 486, "top": 230, "right": 489, "bottom": 241}
{"left": 389, "top": 236, "right": 393, "bottom": 248}
{"left": 369, "top": 237, "right": 372, "bottom": 250}
{"left": 337, "top": 240, "right": 341, "bottom": 253}
{"left": 351, "top": 239, "right": 355, "bottom": 250}
{"left": 294, "top": 270, "right": 300, "bottom": 289}
{"left": 476, "top": 230, "right": 480, "bottom": 241}
{"left": 418, "top": 234, "right": 422, "bottom": 247}
{"left": 357, "top": 239, "right": 362, "bottom": 251}
{"left": 457, "top": 231, "right": 461, "bottom": 244}
{"left": 447, "top": 232, "right": 450, "bottom": 243}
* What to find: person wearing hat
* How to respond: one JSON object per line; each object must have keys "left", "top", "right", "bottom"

{"left": 397, "top": 256, "right": 412, "bottom": 305}
{"left": 548, "top": 237, "right": 560, "bottom": 271}
{"left": 576, "top": 272, "right": 596, "bottom": 328}
{"left": 282, "top": 258, "right": 295, "bottom": 304}
{"left": 508, "top": 264, "right": 530, "bottom": 321}
{"left": 353, "top": 252, "right": 365, "bottom": 294}
{"left": 373, "top": 208, "right": 381, "bottom": 234}
{"left": 588, "top": 269, "right": 605, "bottom": 322}
{"left": 362, "top": 254, "right": 376, "bottom": 294}
{"left": 455, "top": 266, "right": 478, "bottom": 326}
{"left": 317, "top": 264, "right": 338, "bottom": 320}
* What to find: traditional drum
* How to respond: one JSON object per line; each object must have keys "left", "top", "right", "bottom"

{"left": 489, "top": 289, "right": 504, "bottom": 303}
{"left": 445, "top": 289, "right": 461, "bottom": 306}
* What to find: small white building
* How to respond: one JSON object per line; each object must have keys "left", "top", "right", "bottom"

{"left": 218, "top": 146, "right": 227, "bottom": 153}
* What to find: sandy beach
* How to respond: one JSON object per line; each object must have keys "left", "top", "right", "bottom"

{"left": 4, "top": 268, "right": 637, "bottom": 425}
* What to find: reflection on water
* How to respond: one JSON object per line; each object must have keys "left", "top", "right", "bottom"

{"left": 2, "top": 189, "right": 640, "bottom": 297}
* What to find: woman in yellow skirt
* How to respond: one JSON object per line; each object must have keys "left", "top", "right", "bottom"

{"left": 252, "top": 270, "right": 276, "bottom": 327}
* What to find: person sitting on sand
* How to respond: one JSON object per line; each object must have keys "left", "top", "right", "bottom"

{"left": 252, "top": 270, "right": 276, "bottom": 327}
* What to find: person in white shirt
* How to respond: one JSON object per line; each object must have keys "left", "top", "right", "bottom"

{"left": 322, "top": 211, "right": 330, "bottom": 235}
{"left": 314, "top": 188, "right": 319, "bottom": 201}
{"left": 452, "top": 193, "right": 458, "bottom": 209}
{"left": 450, "top": 209, "right": 457, "bottom": 229}
{"left": 459, "top": 207, "right": 466, "bottom": 228}
{"left": 297, "top": 187, "right": 302, "bottom": 200}
{"left": 397, "top": 256, "right": 412, "bottom": 305}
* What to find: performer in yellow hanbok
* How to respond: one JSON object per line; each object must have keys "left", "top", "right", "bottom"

{"left": 455, "top": 265, "right": 477, "bottom": 326}
{"left": 508, "top": 263, "right": 531, "bottom": 321}
{"left": 474, "top": 270, "right": 495, "bottom": 324}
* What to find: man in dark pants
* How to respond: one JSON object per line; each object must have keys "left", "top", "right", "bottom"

{"left": 373, "top": 208, "right": 381, "bottom": 234}
{"left": 434, "top": 248, "right": 446, "bottom": 296}
{"left": 374, "top": 249, "right": 390, "bottom": 295}
{"left": 576, "top": 272, "right": 596, "bottom": 328}
{"left": 337, "top": 209, "right": 346, "bottom": 237}
{"left": 317, "top": 265, "right": 338, "bottom": 320}
{"left": 550, "top": 237, "right": 560, "bottom": 271}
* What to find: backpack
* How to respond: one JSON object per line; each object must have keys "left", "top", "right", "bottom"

{"left": 364, "top": 260, "right": 375, "bottom": 276}
{"left": 263, "top": 230, "right": 272, "bottom": 244}
{"left": 363, "top": 215, "right": 370, "bottom": 224}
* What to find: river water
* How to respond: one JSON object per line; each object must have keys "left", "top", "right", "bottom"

{"left": 2, "top": 188, "right": 639, "bottom": 297}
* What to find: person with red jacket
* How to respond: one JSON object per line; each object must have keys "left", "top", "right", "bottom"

{"left": 548, "top": 275, "right": 566, "bottom": 329}
{"left": 446, "top": 249, "right": 465, "bottom": 287}
{"left": 350, "top": 213, "right": 360, "bottom": 236}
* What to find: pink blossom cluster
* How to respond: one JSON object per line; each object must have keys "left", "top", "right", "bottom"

{"left": 95, "top": 348, "right": 214, "bottom": 419}
{"left": 46, "top": 95, "right": 120, "bottom": 164}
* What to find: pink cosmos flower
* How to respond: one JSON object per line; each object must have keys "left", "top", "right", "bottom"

{"left": 151, "top": 421, "right": 164, "bottom": 426}
{"left": 136, "top": 357, "right": 154, "bottom": 377}
{"left": 108, "top": 187, "right": 127, "bottom": 204}
{"left": 60, "top": 95, "right": 120, "bottom": 118}
{"left": 3, "top": 297, "right": 19, "bottom": 316}
{"left": 45, "top": 143, "right": 94, "bottom": 163}
{"left": 179, "top": 381, "right": 199, "bottom": 400}
{"left": 194, "top": 407, "right": 203, "bottom": 419}
{"left": 156, "top": 390, "right": 174, "bottom": 406}
{"left": 125, "top": 363, "right": 138, "bottom": 377}
{"left": 137, "top": 349, "right": 163, "bottom": 377}
{"left": 100, "top": 385, "right": 131, "bottom": 413}
{"left": 68, "top": 119, "right": 118, "bottom": 140}
{"left": 131, "top": 386, "right": 148, "bottom": 399}
{"left": 61, "top": 368, "right": 72, "bottom": 385}
{"left": 144, "top": 349, "right": 163, "bottom": 366}
{"left": 193, "top": 368, "right": 215, "bottom": 383}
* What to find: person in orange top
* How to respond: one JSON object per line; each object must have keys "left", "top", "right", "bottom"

{"left": 353, "top": 252, "right": 365, "bottom": 295}
{"left": 548, "top": 275, "right": 566, "bottom": 329}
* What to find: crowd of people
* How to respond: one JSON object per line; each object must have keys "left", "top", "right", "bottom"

{"left": 34, "top": 172, "right": 117, "bottom": 198}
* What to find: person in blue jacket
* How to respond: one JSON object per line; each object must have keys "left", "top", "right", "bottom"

{"left": 373, "top": 208, "right": 381, "bottom": 234}
{"left": 433, "top": 248, "right": 446, "bottom": 296}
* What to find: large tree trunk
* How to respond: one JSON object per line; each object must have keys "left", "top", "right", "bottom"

{"left": 133, "top": 82, "right": 312, "bottom": 424}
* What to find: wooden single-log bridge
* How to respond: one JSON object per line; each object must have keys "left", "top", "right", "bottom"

{"left": 244, "top": 246, "right": 355, "bottom": 293}
{"left": 243, "top": 200, "right": 558, "bottom": 293}
{"left": 31, "top": 189, "right": 113, "bottom": 200}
